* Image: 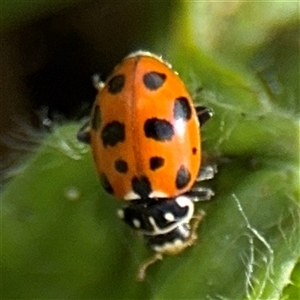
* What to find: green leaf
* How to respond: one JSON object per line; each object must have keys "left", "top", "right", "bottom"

{"left": 1, "top": 1, "right": 299, "bottom": 299}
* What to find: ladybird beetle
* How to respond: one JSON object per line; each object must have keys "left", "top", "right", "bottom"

{"left": 77, "top": 51, "right": 216, "bottom": 281}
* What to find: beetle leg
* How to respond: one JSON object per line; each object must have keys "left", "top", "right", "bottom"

{"left": 92, "top": 74, "right": 105, "bottom": 90}
{"left": 184, "top": 186, "right": 215, "bottom": 202}
{"left": 189, "top": 210, "right": 205, "bottom": 238}
{"left": 77, "top": 121, "right": 91, "bottom": 144}
{"left": 195, "top": 106, "right": 213, "bottom": 127}
{"left": 185, "top": 165, "right": 217, "bottom": 202}
{"left": 196, "top": 164, "right": 218, "bottom": 182}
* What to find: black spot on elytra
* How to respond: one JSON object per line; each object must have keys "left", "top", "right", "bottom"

{"left": 101, "top": 121, "right": 125, "bottom": 147}
{"left": 143, "top": 72, "right": 166, "bottom": 90}
{"left": 107, "top": 74, "right": 125, "bottom": 94}
{"left": 114, "top": 159, "right": 128, "bottom": 173}
{"left": 144, "top": 118, "right": 174, "bottom": 141}
{"left": 100, "top": 173, "right": 114, "bottom": 194}
{"left": 175, "top": 165, "right": 191, "bottom": 189}
{"left": 132, "top": 176, "right": 152, "bottom": 199}
{"left": 192, "top": 147, "right": 197, "bottom": 155}
{"left": 173, "top": 97, "right": 192, "bottom": 121}
{"left": 150, "top": 156, "right": 165, "bottom": 171}
{"left": 91, "top": 105, "right": 101, "bottom": 130}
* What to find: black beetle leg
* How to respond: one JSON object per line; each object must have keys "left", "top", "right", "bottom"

{"left": 196, "top": 106, "right": 214, "bottom": 127}
{"left": 184, "top": 165, "right": 217, "bottom": 202}
{"left": 77, "top": 121, "right": 91, "bottom": 144}
{"left": 92, "top": 74, "right": 105, "bottom": 91}
{"left": 196, "top": 164, "right": 218, "bottom": 182}
{"left": 184, "top": 186, "right": 215, "bottom": 202}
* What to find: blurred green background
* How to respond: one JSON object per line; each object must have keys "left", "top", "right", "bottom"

{"left": 0, "top": 1, "right": 299, "bottom": 299}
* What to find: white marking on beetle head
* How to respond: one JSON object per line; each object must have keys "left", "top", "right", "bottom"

{"left": 140, "top": 198, "right": 195, "bottom": 236}
{"left": 175, "top": 196, "right": 190, "bottom": 207}
{"left": 164, "top": 212, "right": 175, "bottom": 222}
{"left": 133, "top": 219, "right": 141, "bottom": 228}
{"left": 148, "top": 216, "right": 156, "bottom": 227}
